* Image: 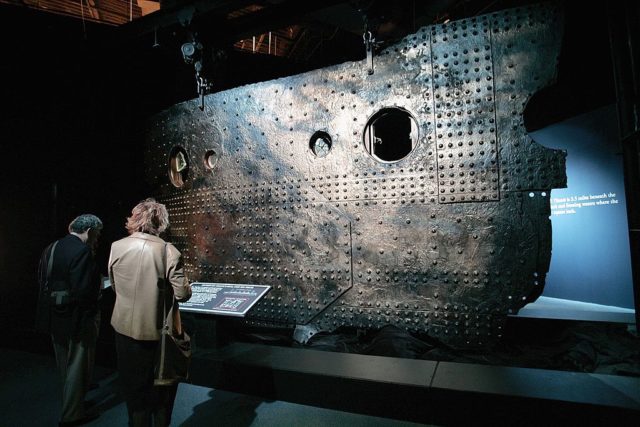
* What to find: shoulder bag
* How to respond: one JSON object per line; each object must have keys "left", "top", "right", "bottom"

{"left": 154, "top": 243, "right": 192, "bottom": 386}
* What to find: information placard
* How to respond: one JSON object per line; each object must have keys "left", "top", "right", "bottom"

{"left": 179, "top": 282, "right": 271, "bottom": 317}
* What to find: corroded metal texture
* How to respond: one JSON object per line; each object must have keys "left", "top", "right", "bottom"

{"left": 144, "top": 2, "right": 566, "bottom": 347}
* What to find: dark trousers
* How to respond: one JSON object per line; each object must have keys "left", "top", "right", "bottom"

{"left": 51, "top": 310, "right": 99, "bottom": 423}
{"left": 115, "top": 332, "right": 178, "bottom": 427}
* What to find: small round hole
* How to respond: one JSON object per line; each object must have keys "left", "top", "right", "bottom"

{"left": 309, "top": 131, "right": 332, "bottom": 157}
{"left": 204, "top": 150, "right": 218, "bottom": 170}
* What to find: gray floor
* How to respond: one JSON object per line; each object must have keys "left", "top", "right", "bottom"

{"left": 0, "top": 348, "right": 429, "bottom": 426}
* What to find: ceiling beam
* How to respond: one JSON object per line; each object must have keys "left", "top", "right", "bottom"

{"left": 115, "top": 0, "right": 352, "bottom": 46}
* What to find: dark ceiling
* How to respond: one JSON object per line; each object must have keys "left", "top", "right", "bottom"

{"left": 0, "top": 0, "right": 617, "bottom": 129}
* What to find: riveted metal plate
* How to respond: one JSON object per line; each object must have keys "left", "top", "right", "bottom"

{"left": 144, "top": 2, "right": 566, "bottom": 347}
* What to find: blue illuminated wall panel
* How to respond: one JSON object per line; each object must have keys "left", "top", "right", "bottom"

{"left": 523, "top": 105, "right": 635, "bottom": 321}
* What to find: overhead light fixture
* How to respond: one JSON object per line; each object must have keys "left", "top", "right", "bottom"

{"left": 181, "top": 42, "right": 201, "bottom": 64}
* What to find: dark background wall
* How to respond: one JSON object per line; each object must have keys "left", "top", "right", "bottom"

{"left": 0, "top": 3, "right": 364, "bottom": 357}
{"left": 0, "top": 8, "right": 139, "bottom": 357}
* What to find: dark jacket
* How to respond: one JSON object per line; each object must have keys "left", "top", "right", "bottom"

{"left": 36, "top": 234, "right": 101, "bottom": 336}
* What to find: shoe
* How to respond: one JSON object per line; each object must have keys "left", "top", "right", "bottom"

{"left": 58, "top": 411, "right": 100, "bottom": 426}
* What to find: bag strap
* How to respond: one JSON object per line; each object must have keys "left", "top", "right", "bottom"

{"left": 46, "top": 241, "right": 59, "bottom": 287}
{"left": 161, "top": 244, "right": 183, "bottom": 335}
{"left": 162, "top": 243, "right": 169, "bottom": 324}
{"left": 157, "top": 243, "right": 169, "bottom": 381}
{"left": 45, "top": 241, "right": 72, "bottom": 306}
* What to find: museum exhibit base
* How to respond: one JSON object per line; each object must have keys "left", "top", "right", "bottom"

{"left": 5, "top": 311, "right": 639, "bottom": 424}
{"left": 178, "top": 314, "right": 640, "bottom": 425}
{"left": 188, "top": 341, "right": 639, "bottom": 425}
{"left": 186, "top": 343, "right": 640, "bottom": 425}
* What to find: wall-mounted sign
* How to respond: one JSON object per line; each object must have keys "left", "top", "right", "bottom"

{"left": 179, "top": 282, "right": 271, "bottom": 317}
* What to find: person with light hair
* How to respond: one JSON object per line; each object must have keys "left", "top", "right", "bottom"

{"left": 108, "top": 198, "right": 191, "bottom": 427}
{"left": 37, "top": 213, "right": 104, "bottom": 426}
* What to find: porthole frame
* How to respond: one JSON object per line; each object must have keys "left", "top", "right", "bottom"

{"left": 363, "top": 106, "right": 420, "bottom": 163}
{"left": 168, "top": 146, "right": 189, "bottom": 188}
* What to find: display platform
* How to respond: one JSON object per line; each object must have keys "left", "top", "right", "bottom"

{"left": 188, "top": 342, "right": 639, "bottom": 425}
{"left": 515, "top": 296, "right": 636, "bottom": 323}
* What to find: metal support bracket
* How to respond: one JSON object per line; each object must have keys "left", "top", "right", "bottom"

{"left": 363, "top": 30, "right": 375, "bottom": 75}
{"left": 197, "top": 74, "right": 213, "bottom": 111}
{"left": 293, "top": 324, "right": 322, "bottom": 344}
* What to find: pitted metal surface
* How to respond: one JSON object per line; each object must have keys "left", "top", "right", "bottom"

{"left": 144, "top": 2, "right": 566, "bottom": 347}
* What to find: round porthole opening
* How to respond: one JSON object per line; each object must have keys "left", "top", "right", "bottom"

{"left": 363, "top": 107, "right": 419, "bottom": 163}
{"left": 169, "top": 146, "right": 189, "bottom": 188}
{"left": 309, "top": 131, "right": 332, "bottom": 158}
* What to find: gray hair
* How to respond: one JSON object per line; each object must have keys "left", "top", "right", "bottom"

{"left": 68, "top": 214, "right": 103, "bottom": 233}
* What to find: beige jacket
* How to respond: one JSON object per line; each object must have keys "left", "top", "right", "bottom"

{"left": 108, "top": 232, "right": 191, "bottom": 340}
